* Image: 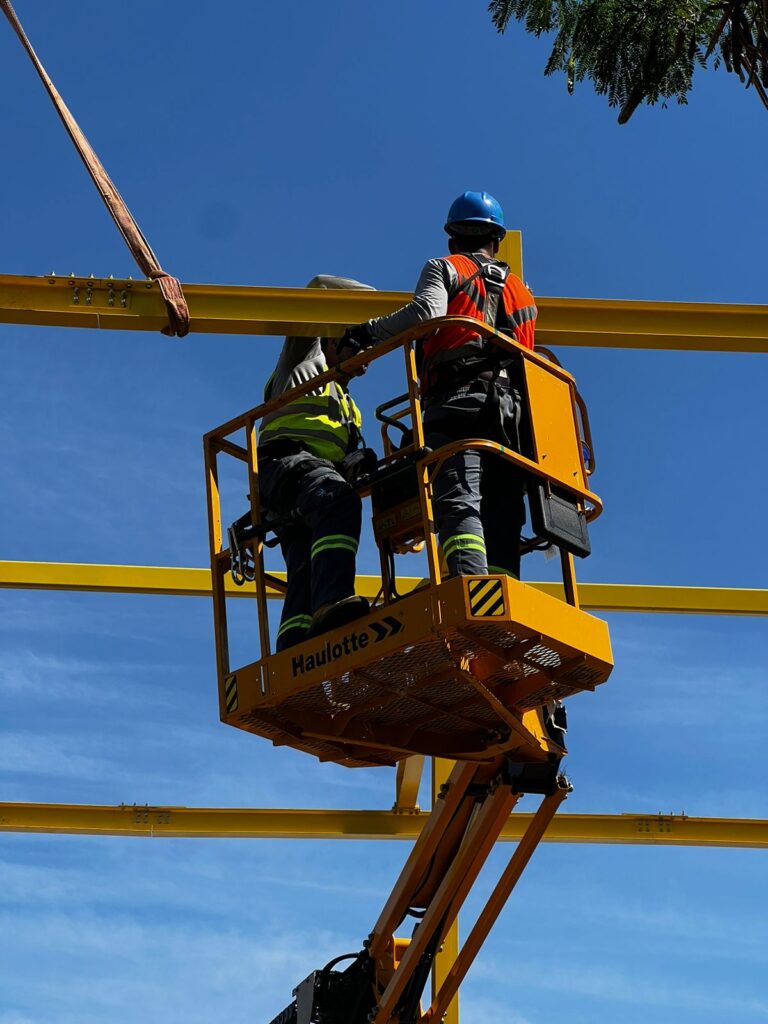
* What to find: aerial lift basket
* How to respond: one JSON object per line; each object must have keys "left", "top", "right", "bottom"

{"left": 203, "top": 316, "right": 613, "bottom": 768}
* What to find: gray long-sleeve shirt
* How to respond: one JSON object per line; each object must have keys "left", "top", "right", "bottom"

{"left": 365, "top": 258, "right": 459, "bottom": 342}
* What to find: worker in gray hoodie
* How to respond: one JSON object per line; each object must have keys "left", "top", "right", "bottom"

{"left": 258, "top": 275, "right": 374, "bottom": 651}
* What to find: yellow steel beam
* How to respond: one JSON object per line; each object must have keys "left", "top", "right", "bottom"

{"left": 0, "top": 559, "right": 224, "bottom": 597}
{"left": 431, "top": 759, "right": 460, "bottom": 1024}
{"left": 549, "top": 582, "right": 768, "bottom": 616}
{"left": 394, "top": 755, "right": 425, "bottom": 813}
{"left": 0, "top": 274, "right": 766, "bottom": 352}
{"left": 1, "top": 803, "right": 765, "bottom": 847}
{"left": 1, "top": 560, "right": 766, "bottom": 615}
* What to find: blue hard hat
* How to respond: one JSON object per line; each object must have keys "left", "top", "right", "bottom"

{"left": 444, "top": 191, "right": 506, "bottom": 238}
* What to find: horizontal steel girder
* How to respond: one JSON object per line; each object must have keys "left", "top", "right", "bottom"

{"left": 1, "top": 274, "right": 766, "bottom": 351}
{"left": 0, "top": 803, "right": 765, "bottom": 847}
{"left": 0, "top": 560, "right": 765, "bottom": 615}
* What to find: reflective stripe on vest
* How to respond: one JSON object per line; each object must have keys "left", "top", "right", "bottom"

{"left": 260, "top": 373, "right": 362, "bottom": 463}
{"left": 420, "top": 254, "right": 537, "bottom": 394}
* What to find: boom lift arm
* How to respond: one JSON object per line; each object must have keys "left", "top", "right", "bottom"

{"left": 269, "top": 757, "right": 570, "bottom": 1024}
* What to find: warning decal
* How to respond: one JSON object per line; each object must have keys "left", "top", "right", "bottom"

{"left": 467, "top": 578, "right": 506, "bottom": 617}
{"left": 224, "top": 674, "right": 239, "bottom": 713}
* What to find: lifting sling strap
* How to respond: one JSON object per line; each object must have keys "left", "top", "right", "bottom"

{"left": 1, "top": 0, "right": 190, "bottom": 337}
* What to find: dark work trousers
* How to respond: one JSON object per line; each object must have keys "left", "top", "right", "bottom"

{"left": 258, "top": 451, "right": 362, "bottom": 651}
{"left": 423, "top": 380, "right": 526, "bottom": 579}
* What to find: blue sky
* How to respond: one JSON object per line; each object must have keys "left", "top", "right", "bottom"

{"left": 1, "top": 2, "right": 767, "bottom": 1023}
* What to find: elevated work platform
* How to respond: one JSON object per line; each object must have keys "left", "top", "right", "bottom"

{"left": 221, "top": 573, "right": 612, "bottom": 767}
{"left": 205, "top": 314, "right": 613, "bottom": 769}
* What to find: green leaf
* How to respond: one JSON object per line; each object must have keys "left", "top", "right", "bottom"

{"left": 488, "top": 0, "right": 768, "bottom": 121}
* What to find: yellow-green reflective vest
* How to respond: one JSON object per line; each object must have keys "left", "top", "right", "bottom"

{"left": 260, "top": 370, "right": 362, "bottom": 464}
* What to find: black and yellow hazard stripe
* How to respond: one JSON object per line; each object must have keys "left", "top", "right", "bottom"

{"left": 467, "top": 577, "right": 506, "bottom": 617}
{"left": 224, "top": 673, "right": 239, "bottom": 713}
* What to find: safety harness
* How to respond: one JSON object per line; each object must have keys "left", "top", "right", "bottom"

{"left": 419, "top": 255, "right": 515, "bottom": 399}
{"left": 460, "top": 255, "right": 511, "bottom": 331}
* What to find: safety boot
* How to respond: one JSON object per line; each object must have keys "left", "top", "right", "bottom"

{"left": 308, "top": 596, "right": 369, "bottom": 637}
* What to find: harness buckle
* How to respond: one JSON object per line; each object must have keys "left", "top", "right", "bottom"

{"left": 483, "top": 261, "right": 509, "bottom": 294}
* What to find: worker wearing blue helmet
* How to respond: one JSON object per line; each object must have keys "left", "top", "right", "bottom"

{"left": 444, "top": 191, "right": 507, "bottom": 235}
{"left": 339, "top": 191, "right": 538, "bottom": 580}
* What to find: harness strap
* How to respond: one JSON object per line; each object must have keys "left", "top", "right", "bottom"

{"left": 422, "top": 256, "right": 514, "bottom": 397}
{"left": 451, "top": 255, "right": 511, "bottom": 332}
{"left": 1, "top": 0, "right": 190, "bottom": 337}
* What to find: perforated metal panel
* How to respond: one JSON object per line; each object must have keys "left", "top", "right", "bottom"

{"left": 223, "top": 576, "right": 613, "bottom": 766}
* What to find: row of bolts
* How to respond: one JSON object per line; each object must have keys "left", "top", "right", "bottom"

{"left": 47, "top": 272, "right": 156, "bottom": 307}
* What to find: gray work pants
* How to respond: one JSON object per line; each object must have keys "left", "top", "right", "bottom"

{"left": 423, "top": 380, "right": 525, "bottom": 578}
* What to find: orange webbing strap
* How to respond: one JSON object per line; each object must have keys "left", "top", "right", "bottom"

{"left": 1, "top": 0, "right": 190, "bottom": 337}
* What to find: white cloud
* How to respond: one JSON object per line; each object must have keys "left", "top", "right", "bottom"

{"left": 513, "top": 879, "right": 768, "bottom": 961}
{"left": 0, "top": 733, "right": 114, "bottom": 781}
{"left": 0, "top": 911, "right": 349, "bottom": 1024}
{"left": 472, "top": 956, "right": 768, "bottom": 1016}
{"left": 0, "top": 648, "right": 177, "bottom": 709}
{"left": 460, "top": 993, "right": 534, "bottom": 1024}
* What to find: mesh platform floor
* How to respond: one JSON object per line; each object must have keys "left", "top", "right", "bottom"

{"left": 228, "top": 584, "right": 612, "bottom": 767}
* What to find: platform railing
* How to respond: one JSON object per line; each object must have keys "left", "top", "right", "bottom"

{"left": 203, "top": 315, "right": 602, "bottom": 678}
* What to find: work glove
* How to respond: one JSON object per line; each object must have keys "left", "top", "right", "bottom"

{"left": 337, "top": 322, "right": 375, "bottom": 362}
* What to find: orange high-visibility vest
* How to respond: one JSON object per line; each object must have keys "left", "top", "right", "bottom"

{"left": 420, "top": 254, "right": 537, "bottom": 396}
